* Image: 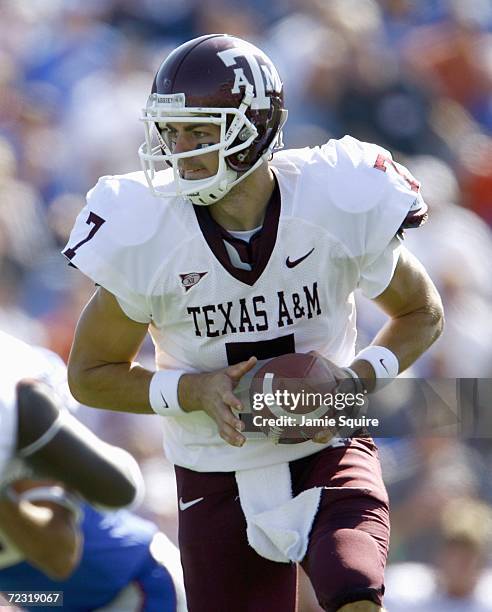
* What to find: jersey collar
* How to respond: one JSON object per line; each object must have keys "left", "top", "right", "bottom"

{"left": 193, "top": 177, "right": 281, "bottom": 286}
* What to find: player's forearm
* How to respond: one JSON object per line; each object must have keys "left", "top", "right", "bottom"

{"left": 0, "top": 498, "right": 81, "bottom": 579}
{"left": 373, "top": 303, "right": 444, "bottom": 371}
{"left": 67, "top": 361, "right": 154, "bottom": 414}
{"left": 352, "top": 249, "right": 445, "bottom": 390}
{"left": 352, "top": 304, "right": 444, "bottom": 386}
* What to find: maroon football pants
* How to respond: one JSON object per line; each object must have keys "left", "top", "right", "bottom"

{"left": 175, "top": 439, "right": 390, "bottom": 612}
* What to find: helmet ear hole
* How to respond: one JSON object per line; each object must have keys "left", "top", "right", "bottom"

{"left": 236, "top": 150, "right": 249, "bottom": 163}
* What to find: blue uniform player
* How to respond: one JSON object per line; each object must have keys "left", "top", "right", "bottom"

{"left": 0, "top": 494, "right": 186, "bottom": 611}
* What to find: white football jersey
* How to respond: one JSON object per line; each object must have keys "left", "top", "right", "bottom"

{"left": 64, "top": 136, "right": 425, "bottom": 471}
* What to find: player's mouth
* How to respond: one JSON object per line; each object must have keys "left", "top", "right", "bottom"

{"left": 180, "top": 167, "right": 209, "bottom": 179}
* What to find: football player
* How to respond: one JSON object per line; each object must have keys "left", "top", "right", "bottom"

{"left": 64, "top": 34, "right": 444, "bottom": 612}
{"left": 0, "top": 481, "right": 186, "bottom": 611}
{"left": 0, "top": 330, "right": 185, "bottom": 610}
{"left": 0, "top": 329, "right": 142, "bottom": 509}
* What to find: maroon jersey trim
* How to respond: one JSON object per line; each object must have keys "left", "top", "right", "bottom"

{"left": 193, "top": 177, "right": 281, "bottom": 286}
{"left": 401, "top": 201, "right": 429, "bottom": 229}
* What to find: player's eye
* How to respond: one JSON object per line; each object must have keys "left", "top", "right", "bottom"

{"left": 191, "top": 130, "right": 215, "bottom": 142}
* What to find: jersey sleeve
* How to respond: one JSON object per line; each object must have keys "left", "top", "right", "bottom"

{"left": 356, "top": 236, "right": 402, "bottom": 298}
{"left": 114, "top": 296, "right": 151, "bottom": 324}
{"left": 62, "top": 177, "right": 153, "bottom": 323}
{"left": 319, "top": 136, "right": 428, "bottom": 298}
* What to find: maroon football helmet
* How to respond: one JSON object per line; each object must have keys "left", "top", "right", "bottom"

{"left": 139, "top": 34, "right": 287, "bottom": 205}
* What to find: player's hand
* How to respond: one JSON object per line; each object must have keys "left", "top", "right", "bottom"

{"left": 307, "top": 350, "right": 350, "bottom": 384}
{"left": 306, "top": 351, "right": 353, "bottom": 444}
{"left": 312, "top": 430, "right": 333, "bottom": 444}
{"left": 178, "top": 357, "right": 257, "bottom": 447}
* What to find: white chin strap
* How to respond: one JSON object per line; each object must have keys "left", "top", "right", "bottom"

{"left": 183, "top": 165, "right": 239, "bottom": 206}
{"left": 185, "top": 156, "right": 270, "bottom": 206}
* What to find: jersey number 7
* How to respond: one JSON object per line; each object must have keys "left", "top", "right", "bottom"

{"left": 63, "top": 212, "right": 105, "bottom": 260}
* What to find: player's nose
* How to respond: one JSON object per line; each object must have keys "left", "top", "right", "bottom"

{"left": 173, "top": 132, "right": 194, "bottom": 154}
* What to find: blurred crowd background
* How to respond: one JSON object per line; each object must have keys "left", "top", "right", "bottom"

{"left": 1, "top": 0, "right": 492, "bottom": 608}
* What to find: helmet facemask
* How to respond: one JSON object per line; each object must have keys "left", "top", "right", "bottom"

{"left": 139, "top": 85, "right": 287, "bottom": 205}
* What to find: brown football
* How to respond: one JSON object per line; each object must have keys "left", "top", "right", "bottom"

{"left": 249, "top": 353, "right": 342, "bottom": 444}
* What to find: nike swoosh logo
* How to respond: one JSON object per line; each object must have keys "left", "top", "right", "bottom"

{"left": 160, "top": 392, "right": 169, "bottom": 409}
{"left": 379, "top": 359, "right": 389, "bottom": 374}
{"left": 179, "top": 496, "right": 204, "bottom": 511}
{"left": 286, "top": 248, "right": 315, "bottom": 268}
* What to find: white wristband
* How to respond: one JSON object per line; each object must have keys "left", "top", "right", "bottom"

{"left": 341, "top": 367, "right": 366, "bottom": 394}
{"left": 354, "top": 346, "right": 399, "bottom": 391}
{"left": 149, "top": 370, "right": 186, "bottom": 417}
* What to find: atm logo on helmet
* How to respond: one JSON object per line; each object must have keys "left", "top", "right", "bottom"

{"left": 217, "top": 48, "right": 282, "bottom": 110}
